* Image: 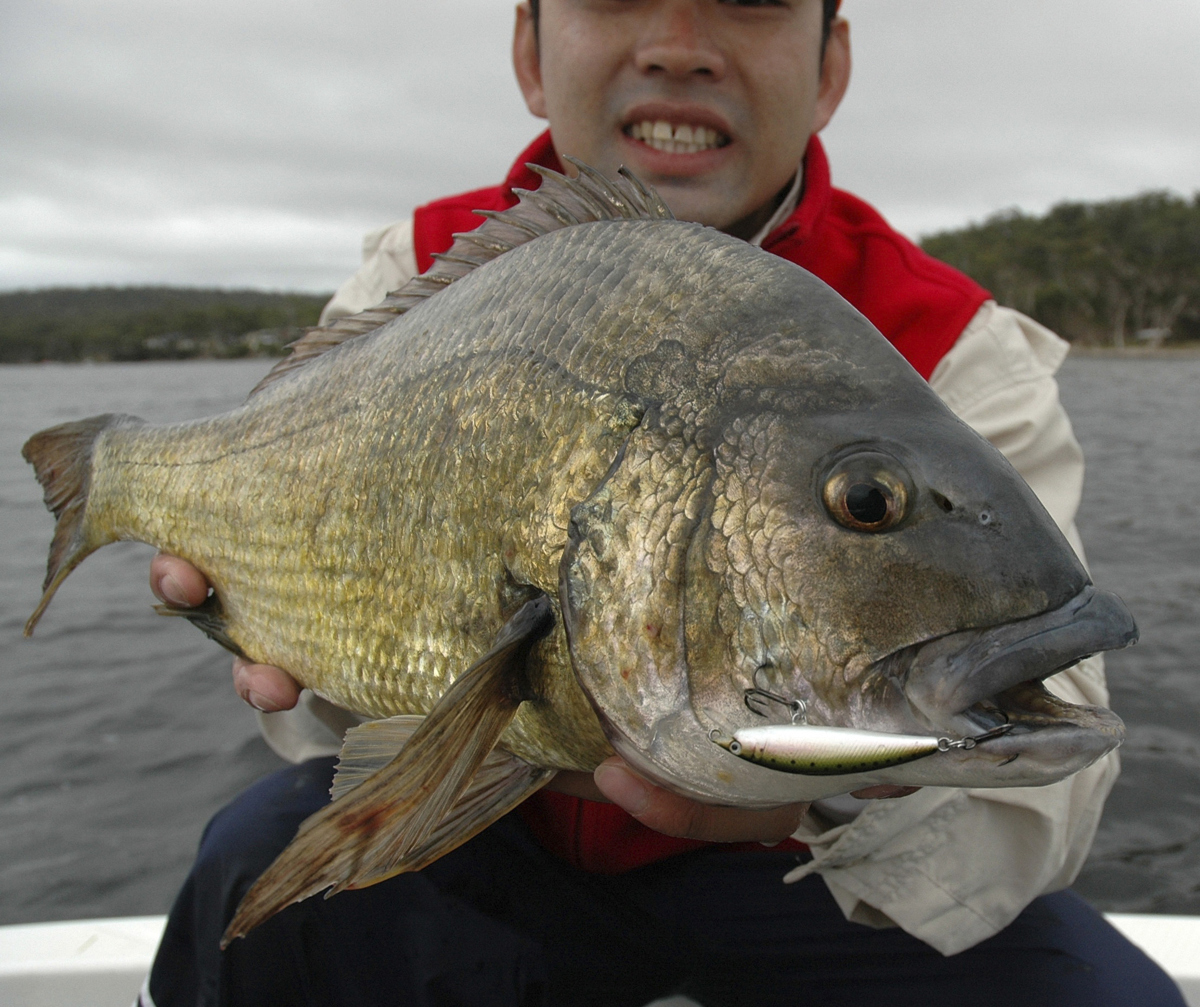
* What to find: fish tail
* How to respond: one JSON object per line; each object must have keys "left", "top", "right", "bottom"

{"left": 21, "top": 413, "right": 143, "bottom": 636}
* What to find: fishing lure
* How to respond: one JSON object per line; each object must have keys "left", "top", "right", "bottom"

{"left": 710, "top": 688, "right": 1013, "bottom": 776}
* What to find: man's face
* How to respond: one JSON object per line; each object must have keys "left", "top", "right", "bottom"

{"left": 513, "top": 0, "right": 850, "bottom": 238}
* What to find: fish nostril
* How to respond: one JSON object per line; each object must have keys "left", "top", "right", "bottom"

{"left": 930, "top": 490, "right": 954, "bottom": 513}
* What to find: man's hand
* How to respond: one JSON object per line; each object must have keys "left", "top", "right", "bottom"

{"left": 149, "top": 553, "right": 301, "bottom": 713}
{"left": 550, "top": 760, "right": 922, "bottom": 843}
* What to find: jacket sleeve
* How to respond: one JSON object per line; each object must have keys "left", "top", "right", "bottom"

{"left": 257, "top": 219, "right": 420, "bottom": 763}
{"left": 785, "top": 301, "right": 1120, "bottom": 956}
{"left": 317, "top": 218, "right": 420, "bottom": 325}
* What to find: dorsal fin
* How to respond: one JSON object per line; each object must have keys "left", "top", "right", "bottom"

{"left": 248, "top": 158, "right": 673, "bottom": 397}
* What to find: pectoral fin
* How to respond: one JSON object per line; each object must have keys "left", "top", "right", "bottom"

{"left": 221, "top": 597, "right": 555, "bottom": 946}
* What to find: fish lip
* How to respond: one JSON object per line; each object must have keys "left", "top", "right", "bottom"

{"left": 895, "top": 585, "right": 1138, "bottom": 721}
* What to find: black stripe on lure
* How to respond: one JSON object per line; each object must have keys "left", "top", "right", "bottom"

{"left": 709, "top": 688, "right": 1013, "bottom": 776}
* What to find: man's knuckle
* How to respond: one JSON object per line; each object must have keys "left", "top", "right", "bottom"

{"left": 676, "top": 801, "right": 710, "bottom": 840}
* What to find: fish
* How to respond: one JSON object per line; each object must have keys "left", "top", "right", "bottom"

{"left": 20, "top": 159, "right": 1137, "bottom": 943}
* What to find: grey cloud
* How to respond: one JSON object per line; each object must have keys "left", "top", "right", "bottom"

{"left": 2, "top": 0, "right": 1197, "bottom": 291}
{"left": 1, "top": 0, "right": 540, "bottom": 290}
{"left": 823, "top": 0, "right": 1200, "bottom": 236}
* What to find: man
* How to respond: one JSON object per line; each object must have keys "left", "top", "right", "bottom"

{"left": 144, "top": 2, "right": 1184, "bottom": 1004}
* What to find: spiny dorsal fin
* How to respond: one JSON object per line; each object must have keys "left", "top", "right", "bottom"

{"left": 248, "top": 158, "right": 673, "bottom": 397}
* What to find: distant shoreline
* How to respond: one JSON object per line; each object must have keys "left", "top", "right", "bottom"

{"left": 0, "top": 354, "right": 282, "bottom": 365}
{"left": 4, "top": 343, "right": 1200, "bottom": 365}
{"left": 1068, "top": 342, "right": 1200, "bottom": 358}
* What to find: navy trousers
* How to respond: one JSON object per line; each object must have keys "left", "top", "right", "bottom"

{"left": 147, "top": 757, "right": 1185, "bottom": 1007}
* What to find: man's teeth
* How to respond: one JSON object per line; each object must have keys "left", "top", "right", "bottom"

{"left": 627, "top": 120, "right": 726, "bottom": 154}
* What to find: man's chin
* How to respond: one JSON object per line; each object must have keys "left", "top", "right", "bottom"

{"left": 627, "top": 174, "right": 756, "bottom": 235}
{"left": 608, "top": 134, "right": 750, "bottom": 229}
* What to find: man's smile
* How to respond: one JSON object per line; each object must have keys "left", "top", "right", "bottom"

{"left": 623, "top": 120, "right": 730, "bottom": 154}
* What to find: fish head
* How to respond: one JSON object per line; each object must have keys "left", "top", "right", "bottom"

{"left": 561, "top": 246, "right": 1134, "bottom": 805}
{"left": 683, "top": 400, "right": 1133, "bottom": 797}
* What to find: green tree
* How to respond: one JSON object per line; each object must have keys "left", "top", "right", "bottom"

{"left": 0, "top": 287, "right": 331, "bottom": 363}
{"left": 922, "top": 192, "right": 1200, "bottom": 346}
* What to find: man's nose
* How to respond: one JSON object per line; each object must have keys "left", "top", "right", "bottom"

{"left": 634, "top": 1, "right": 726, "bottom": 80}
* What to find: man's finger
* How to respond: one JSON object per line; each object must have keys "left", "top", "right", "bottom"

{"left": 232, "top": 656, "right": 302, "bottom": 713}
{"left": 593, "top": 757, "right": 807, "bottom": 844}
{"left": 546, "top": 770, "right": 609, "bottom": 802}
{"left": 149, "top": 553, "right": 210, "bottom": 607}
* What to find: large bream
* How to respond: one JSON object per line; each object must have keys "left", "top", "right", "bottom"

{"left": 22, "top": 162, "right": 1136, "bottom": 941}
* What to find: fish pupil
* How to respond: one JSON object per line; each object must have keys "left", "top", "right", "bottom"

{"left": 846, "top": 483, "right": 888, "bottom": 525}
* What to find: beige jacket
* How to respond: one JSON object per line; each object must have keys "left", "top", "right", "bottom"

{"left": 261, "top": 218, "right": 1116, "bottom": 957}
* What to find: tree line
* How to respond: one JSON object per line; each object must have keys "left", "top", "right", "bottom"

{"left": 0, "top": 287, "right": 330, "bottom": 363}
{"left": 3, "top": 191, "right": 1197, "bottom": 362}
{"left": 921, "top": 191, "right": 1200, "bottom": 347}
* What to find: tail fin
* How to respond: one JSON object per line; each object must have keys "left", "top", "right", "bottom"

{"left": 21, "top": 413, "right": 141, "bottom": 636}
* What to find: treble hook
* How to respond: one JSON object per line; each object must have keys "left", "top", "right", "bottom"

{"left": 744, "top": 687, "right": 807, "bottom": 725}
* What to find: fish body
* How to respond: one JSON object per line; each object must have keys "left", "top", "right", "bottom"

{"left": 22, "top": 163, "right": 1136, "bottom": 936}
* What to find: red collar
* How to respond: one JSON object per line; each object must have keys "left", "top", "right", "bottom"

{"left": 498, "top": 129, "right": 833, "bottom": 249}
{"left": 502, "top": 131, "right": 565, "bottom": 197}
{"left": 413, "top": 129, "right": 989, "bottom": 384}
{"left": 764, "top": 134, "right": 833, "bottom": 249}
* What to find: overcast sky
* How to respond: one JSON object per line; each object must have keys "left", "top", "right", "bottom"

{"left": 2, "top": 0, "right": 1197, "bottom": 293}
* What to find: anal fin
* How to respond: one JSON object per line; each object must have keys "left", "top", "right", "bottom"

{"left": 330, "top": 713, "right": 555, "bottom": 872}
{"left": 329, "top": 714, "right": 427, "bottom": 801}
{"left": 222, "top": 596, "right": 555, "bottom": 946}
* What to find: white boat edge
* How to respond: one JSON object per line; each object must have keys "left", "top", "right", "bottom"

{"left": 0, "top": 913, "right": 1196, "bottom": 1006}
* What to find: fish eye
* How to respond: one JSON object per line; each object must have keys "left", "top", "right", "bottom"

{"left": 822, "top": 452, "right": 911, "bottom": 533}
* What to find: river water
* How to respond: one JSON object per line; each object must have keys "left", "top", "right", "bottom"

{"left": 1, "top": 355, "right": 1197, "bottom": 925}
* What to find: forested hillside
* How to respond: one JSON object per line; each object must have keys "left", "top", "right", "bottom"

{"left": 4, "top": 192, "right": 1197, "bottom": 362}
{"left": 922, "top": 191, "right": 1200, "bottom": 346}
{"left": 0, "top": 287, "right": 330, "bottom": 363}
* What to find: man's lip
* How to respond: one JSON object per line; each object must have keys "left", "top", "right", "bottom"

{"left": 620, "top": 102, "right": 734, "bottom": 142}
{"left": 617, "top": 130, "right": 731, "bottom": 177}
{"left": 614, "top": 103, "right": 736, "bottom": 176}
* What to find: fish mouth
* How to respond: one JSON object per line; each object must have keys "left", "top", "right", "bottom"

{"left": 575, "top": 584, "right": 1136, "bottom": 807}
{"left": 882, "top": 585, "right": 1136, "bottom": 770}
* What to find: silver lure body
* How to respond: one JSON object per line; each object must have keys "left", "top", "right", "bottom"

{"left": 717, "top": 724, "right": 956, "bottom": 776}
